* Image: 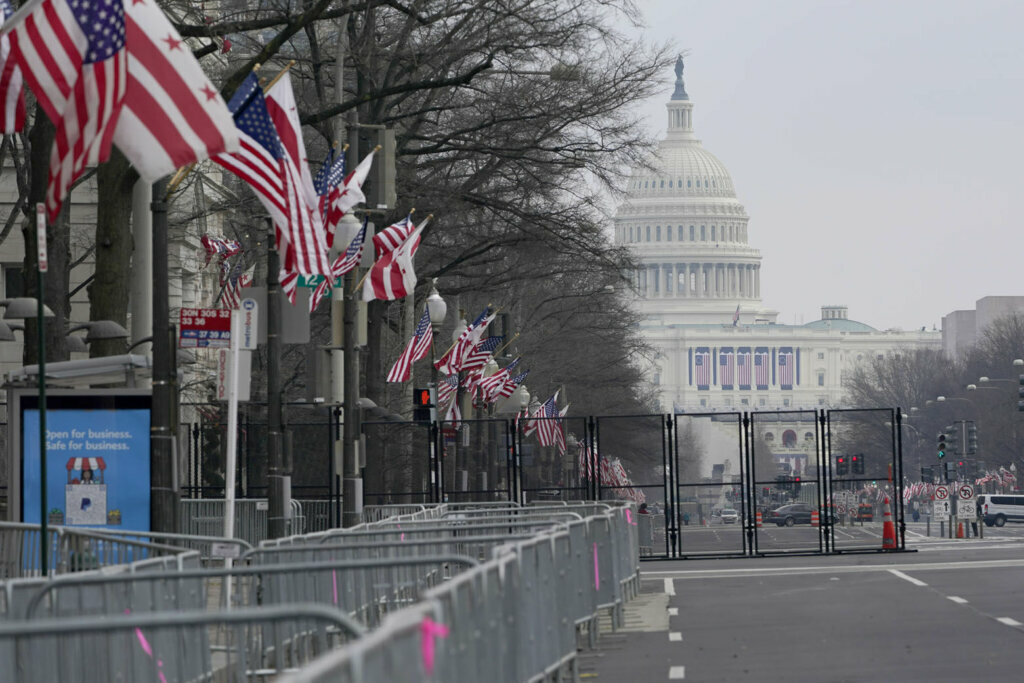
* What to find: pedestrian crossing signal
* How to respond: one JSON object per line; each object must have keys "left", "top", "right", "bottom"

{"left": 413, "top": 386, "right": 436, "bottom": 422}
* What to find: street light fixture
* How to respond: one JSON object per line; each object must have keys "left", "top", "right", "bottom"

{"left": 425, "top": 281, "right": 447, "bottom": 503}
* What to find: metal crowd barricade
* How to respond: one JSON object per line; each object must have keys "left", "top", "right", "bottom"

{"left": 21, "top": 556, "right": 477, "bottom": 628}
{"left": 0, "top": 604, "right": 365, "bottom": 683}
{"left": 277, "top": 502, "right": 640, "bottom": 683}
{"left": 0, "top": 522, "right": 184, "bottom": 578}
{"left": 91, "top": 529, "right": 253, "bottom": 567}
{"left": 180, "top": 499, "right": 270, "bottom": 544}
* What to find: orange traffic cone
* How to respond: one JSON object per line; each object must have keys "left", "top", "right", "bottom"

{"left": 956, "top": 522, "right": 965, "bottom": 539}
{"left": 755, "top": 511, "right": 763, "bottom": 528}
{"left": 811, "top": 510, "right": 820, "bottom": 527}
{"left": 881, "top": 497, "right": 897, "bottom": 549}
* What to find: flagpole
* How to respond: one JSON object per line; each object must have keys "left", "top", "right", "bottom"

{"left": 151, "top": 177, "right": 178, "bottom": 533}
{"left": 492, "top": 332, "right": 519, "bottom": 358}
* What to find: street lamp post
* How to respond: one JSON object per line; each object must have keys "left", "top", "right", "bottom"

{"left": 426, "top": 283, "right": 447, "bottom": 503}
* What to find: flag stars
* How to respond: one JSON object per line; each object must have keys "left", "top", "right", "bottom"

{"left": 163, "top": 34, "right": 182, "bottom": 51}
{"left": 200, "top": 84, "right": 218, "bottom": 101}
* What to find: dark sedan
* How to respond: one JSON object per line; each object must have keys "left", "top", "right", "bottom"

{"left": 768, "top": 503, "right": 814, "bottom": 527}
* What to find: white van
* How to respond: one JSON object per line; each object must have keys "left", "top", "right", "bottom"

{"left": 979, "top": 494, "right": 1024, "bottom": 527}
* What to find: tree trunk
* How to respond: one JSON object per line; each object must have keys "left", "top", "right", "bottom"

{"left": 89, "top": 148, "right": 138, "bottom": 358}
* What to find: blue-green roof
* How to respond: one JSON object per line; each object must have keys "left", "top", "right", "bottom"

{"left": 802, "top": 318, "right": 877, "bottom": 332}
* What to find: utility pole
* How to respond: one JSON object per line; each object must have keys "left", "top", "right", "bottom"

{"left": 266, "top": 218, "right": 289, "bottom": 538}
{"left": 150, "top": 178, "right": 178, "bottom": 532}
{"left": 341, "top": 125, "right": 362, "bottom": 527}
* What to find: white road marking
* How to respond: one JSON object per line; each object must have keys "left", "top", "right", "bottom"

{"left": 645, "top": 558, "right": 1024, "bottom": 580}
{"left": 888, "top": 569, "right": 928, "bottom": 586}
{"left": 664, "top": 578, "right": 676, "bottom": 596}
{"left": 948, "top": 596, "right": 968, "bottom": 604}
{"left": 669, "top": 665, "right": 686, "bottom": 679}
{"left": 998, "top": 617, "right": 1022, "bottom": 627}
{"left": 668, "top": 607, "right": 679, "bottom": 616}
{"left": 669, "top": 632, "right": 682, "bottom": 641}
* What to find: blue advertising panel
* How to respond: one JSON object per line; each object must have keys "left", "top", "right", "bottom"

{"left": 21, "top": 394, "right": 151, "bottom": 530}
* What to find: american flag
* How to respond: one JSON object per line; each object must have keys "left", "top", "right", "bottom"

{"left": 461, "top": 336, "right": 503, "bottom": 374}
{"left": 310, "top": 217, "right": 367, "bottom": 311}
{"left": 694, "top": 348, "right": 711, "bottom": 388}
{"left": 219, "top": 259, "right": 253, "bottom": 309}
{"left": 435, "top": 307, "right": 495, "bottom": 375}
{"left": 200, "top": 235, "right": 241, "bottom": 266}
{"left": 496, "top": 369, "right": 529, "bottom": 400}
{"left": 314, "top": 146, "right": 347, "bottom": 246}
{"left": 719, "top": 348, "right": 735, "bottom": 388}
{"left": 11, "top": 0, "right": 127, "bottom": 222}
{"left": 328, "top": 148, "right": 375, "bottom": 227}
{"left": 531, "top": 393, "right": 565, "bottom": 452}
{"left": 0, "top": 0, "right": 24, "bottom": 133}
{"left": 443, "top": 389, "right": 461, "bottom": 429}
{"left": 265, "top": 73, "right": 332, "bottom": 288}
{"left": 215, "top": 73, "right": 330, "bottom": 292}
{"left": 737, "top": 348, "right": 751, "bottom": 389}
{"left": 477, "top": 357, "right": 520, "bottom": 403}
{"left": 778, "top": 348, "right": 794, "bottom": 388}
{"left": 754, "top": 348, "right": 770, "bottom": 389}
{"left": 437, "top": 374, "right": 459, "bottom": 406}
{"left": 386, "top": 307, "right": 433, "bottom": 383}
{"left": 362, "top": 217, "right": 428, "bottom": 302}
{"left": 578, "top": 439, "right": 594, "bottom": 481}
{"left": 373, "top": 214, "right": 416, "bottom": 259}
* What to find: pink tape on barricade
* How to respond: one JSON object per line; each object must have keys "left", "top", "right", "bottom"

{"left": 420, "top": 616, "right": 450, "bottom": 675}
{"left": 126, "top": 608, "right": 169, "bottom": 683}
{"left": 593, "top": 542, "right": 600, "bottom": 590}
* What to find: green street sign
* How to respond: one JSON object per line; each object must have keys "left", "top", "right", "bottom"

{"left": 297, "top": 274, "right": 342, "bottom": 288}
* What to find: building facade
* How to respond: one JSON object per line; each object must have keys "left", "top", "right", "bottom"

{"left": 614, "top": 58, "right": 942, "bottom": 424}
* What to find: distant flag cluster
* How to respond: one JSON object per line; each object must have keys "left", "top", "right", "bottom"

{"left": 201, "top": 235, "right": 241, "bottom": 266}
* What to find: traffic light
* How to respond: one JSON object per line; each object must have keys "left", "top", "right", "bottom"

{"left": 836, "top": 456, "right": 848, "bottom": 476}
{"left": 937, "top": 431, "right": 948, "bottom": 459}
{"left": 793, "top": 476, "right": 801, "bottom": 495}
{"left": 967, "top": 423, "right": 978, "bottom": 455}
{"left": 943, "top": 461, "right": 955, "bottom": 482}
{"left": 1019, "top": 375, "right": 1024, "bottom": 411}
{"left": 957, "top": 460, "right": 966, "bottom": 478}
{"left": 852, "top": 454, "right": 865, "bottom": 475}
{"left": 412, "top": 386, "right": 436, "bottom": 422}
{"left": 920, "top": 465, "right": 933, "bottom": 482}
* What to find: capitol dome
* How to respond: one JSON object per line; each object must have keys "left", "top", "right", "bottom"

{"left": 614, "top": 56, "right": 776, "bottom": 326}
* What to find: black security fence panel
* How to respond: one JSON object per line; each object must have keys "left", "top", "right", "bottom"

{"left": 748, "top": 410, "right": 825, "bottom": 555}
{"left": 517, "top": 416, "right": 590, "bottom": 504}
{"left": 824, "top": 408, "right": 905, "bottom": 552}
{"left": 440, "top": 417, "right": 515, "bottom": 503}
{"left": 671, "top": 412, "right": 747, "bottom": 558}
{"left": 363, "top": 420, "right": 433, "bottom": 505}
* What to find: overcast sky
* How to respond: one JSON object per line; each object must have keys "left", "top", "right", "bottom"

{"left": 628, "top": 0, "right": 1024, "bottom": 330}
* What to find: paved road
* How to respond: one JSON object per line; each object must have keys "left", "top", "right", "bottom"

{"left": 583, "top": 535, "right": 1024, "bottom": 681}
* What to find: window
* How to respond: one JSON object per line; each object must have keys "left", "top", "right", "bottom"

{"left": 646, "top": 226, "right": 651, "bottom": 241}
{"left": 667, "top": 227, "right": 672, "bottom": 241}
{"left": 817, "top": 352, "right": 824, "bottom": 360}
{"left": 764, "top": 432, "right": 775, "bottom": 441}
{"left": 724, "top": 398, "right": 732, "bottom": 407}
{"left": 669, "top": 180, "right": 673, "bottom": 188}
{"left": 701, "top": 225, "right": 706, "bottom": 241}
{"left": 687, "top": 179, "right": 692, "bottom": 188}
{"left": 711, "top": 226, "right": 716, "bottom": 241}
{"left": 818, "top": 372, "right": 825, "bottom": 386}
{"left": 629, "top": 226, "right": 633, "bottom": 242}
{"left": 656, "top": 226, "right": 661, "bottom": 241}
{"left": 689, "top": 225, "right": 695, "bottom": 241}
{"left": 678, "top": 226, "right": 683, "bottom": 241}
{"left": 700, "top": 399, "right": 707, "bottom": 407}
{"left": 804, "top": 432, "right": 813, "bottom": 441}
{"left": 783, "top": 399, "right": 791, "bottom": 408}
{"left": 782, "top": 429, "right": 797, "bottom": 446}
{"left": 653, "top": 373, "right": 660, "bottom": 385}
{"left": 660, "top": 180, "right": 665, "bottom": 188}
{"left": 818, "top": 398, "right": 826, "bottom": 406}
{"left": 740, "top": 398, "right": 749, "bottom": 406}
{"left": 3, "top": 264, "right": 23, "bottom": 299}
{"left": 759, "top": 398, "right": 767, "bottom": 406}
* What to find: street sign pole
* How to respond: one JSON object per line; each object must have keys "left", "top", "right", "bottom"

{"left": 222, "top": 309, "right": 243, "bottom": 607}
{"left": 36, "top": 204, "right": 48, "bottom": 577}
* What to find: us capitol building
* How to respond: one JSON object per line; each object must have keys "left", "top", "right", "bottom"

{"left": 614, "top": 57, "right": 939, "bottom": 463}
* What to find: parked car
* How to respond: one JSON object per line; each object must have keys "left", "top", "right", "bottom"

{"left": 719, "top": 509, "right": 739, "bottom": 524}
{"left": 768, "top": 503, "right": 814, "bottom": 526}
{"left": 856, "top": 503, "right": 874, "bottom": 522}
{"left": 980, "top": 494, "right": 1024, "bottom": 527}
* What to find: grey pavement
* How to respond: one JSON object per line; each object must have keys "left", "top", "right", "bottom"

{"left": 580, "top": 533, "right": 1024, "bottom": 682}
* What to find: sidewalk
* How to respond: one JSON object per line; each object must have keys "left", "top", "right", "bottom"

{"left": 578, "top": 579, "right": 682, "bottom": 680}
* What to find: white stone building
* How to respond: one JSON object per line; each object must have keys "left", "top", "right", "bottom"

{"left": 614, "top": 58, "right": 941, "bottom": 443}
